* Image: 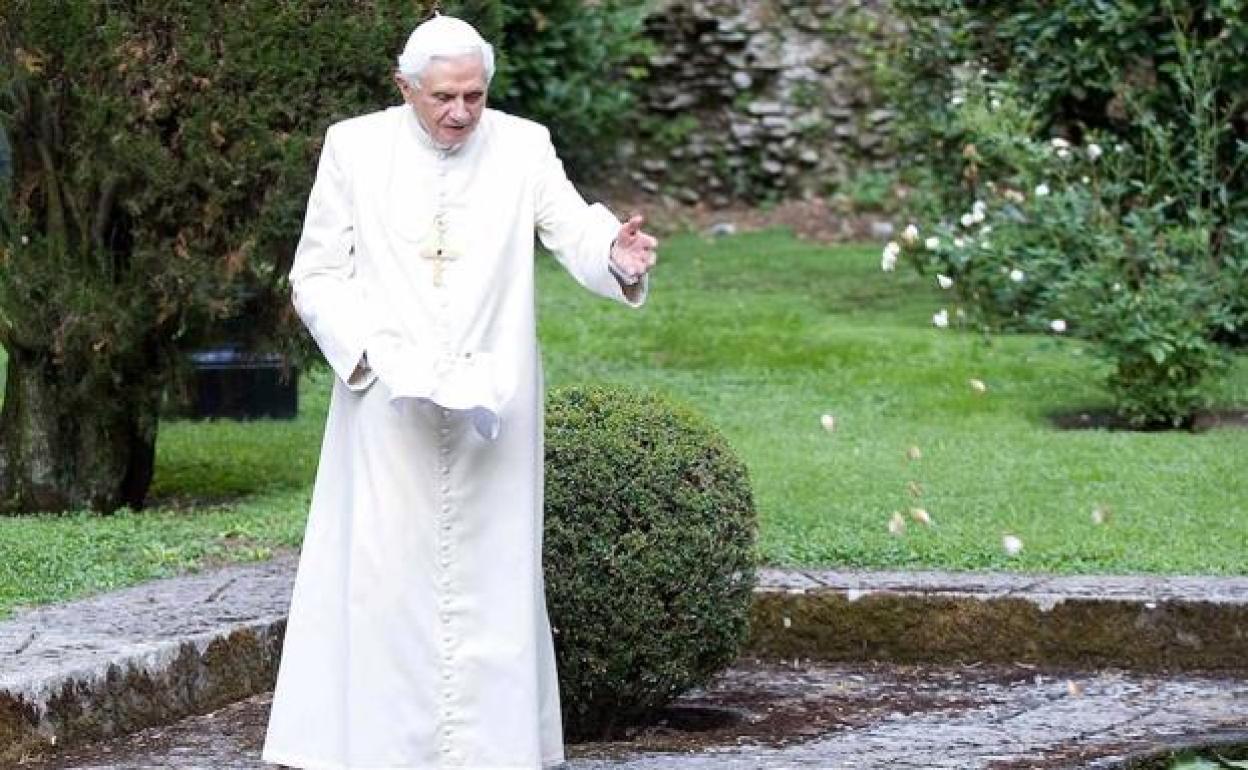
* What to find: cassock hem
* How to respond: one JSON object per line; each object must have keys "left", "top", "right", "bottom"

{"left": 261, "top": 749, "right": 566, "bottom": 770}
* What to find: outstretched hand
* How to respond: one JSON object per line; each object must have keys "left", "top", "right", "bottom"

{"left": 609, "top": 214, "right": 658, "bottom": 283}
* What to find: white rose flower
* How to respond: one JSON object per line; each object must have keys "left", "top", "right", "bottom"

{"left": 979, "top": 225, "right": 992, "bottom": 236}
{"left": 971, "top": 208, "right": 986, "bottom": 224}
{"left": 902, "top": 224, "right": 920, "bottom": 244}
{"left": 1056, "top": 148, "right": 1071, "bottom": 161}
{"left": 990, "top": 98, "right": 1001, "bottom": 110}
{"left": 1081, "top": 175, "right": 1090, "bottom": 185}
{"left": 980, "top": 240, "right": 992, "bottom": 250}
{"left": 20, "top": 235, "right": 29, "bottom": 246}
{"left": 950, "top": 94, "right": 965, "bottom": 107}
{"left": 1050, "top": 319, "right": 1067, "bottom": 333}
{"left": 1087, "top": 143, "right": 1103, "bottom": 161}
{"left": 1009, "top": 268, "right": 1025, "bottom": 283}
{"left": 1050, "top": 137, "right": 1070, "bottom": 150}
{"left": 937, "top": 274, "right": 954, "bottom": 289}
{"left": 925, "top": 236, "right": 940, "bottom": 251}
{"left": 1002, "top": 534, "right": 1023, "bottom": 556}
{"left": 932, "top": 309, "right": 950, "bottom": 328}
{"left": 954, "top": 237, "right": 966, "bottom": 249}
{"left": 960, "top": 212, "right": 975, "bottom": 228}
{"left": 973, "top": 199, "right": 987, "bottom": 214}
{"left": 881, "top": 241, "right": 900, "bottom": 272}
{"left": 1035, "top": 183, "right": 1051, "bottom": 197}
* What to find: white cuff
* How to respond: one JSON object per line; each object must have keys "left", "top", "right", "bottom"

{"left": 608, "top": 256, "right": 642, "bottom": 286}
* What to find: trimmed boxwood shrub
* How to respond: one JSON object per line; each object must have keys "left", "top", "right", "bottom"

{"left": 543, "top": 385, "right": 757, "bottom": 741}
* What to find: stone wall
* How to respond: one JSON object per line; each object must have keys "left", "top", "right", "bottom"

{"left": 622, "top": 0, "right": 902, "bottom": 206}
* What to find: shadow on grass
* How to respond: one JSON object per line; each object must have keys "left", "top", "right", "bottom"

{"left": 1049, "top": 407, "right": 1248, "bottom": 433}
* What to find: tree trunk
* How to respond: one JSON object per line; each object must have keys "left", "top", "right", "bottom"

{"left": 0, "top": 347, "right": 160, "bottom": 514}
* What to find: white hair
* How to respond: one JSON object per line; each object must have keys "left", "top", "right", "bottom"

{"left": 397, "top": 14, "right": 495, "bottom": 86}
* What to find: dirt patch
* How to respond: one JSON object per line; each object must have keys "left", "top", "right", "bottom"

{"left": 567, "top": 658, "right": 1031, "bottom": 759}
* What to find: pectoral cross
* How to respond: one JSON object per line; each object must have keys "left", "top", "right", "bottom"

{"left": 420, "top": 213, "right": 462, "bottom": 287}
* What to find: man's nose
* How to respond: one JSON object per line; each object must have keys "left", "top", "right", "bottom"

{"left": 448, "top": 99, "right": 470, "bottom": 121}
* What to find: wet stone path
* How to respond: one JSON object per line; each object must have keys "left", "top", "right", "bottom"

{"left": 22, "top": 660, "right": 1248, "bottom": 770}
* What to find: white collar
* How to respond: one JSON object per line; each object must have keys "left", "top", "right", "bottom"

{"left": 404, "top": 105, "right": 478, "bottom": 155}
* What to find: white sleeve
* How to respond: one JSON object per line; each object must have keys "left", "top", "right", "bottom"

{"left": 288, "top": 126, "right": 378, "bottom": 390}
{"left": 533, "top": 129, "right": 648, "bottom": 307}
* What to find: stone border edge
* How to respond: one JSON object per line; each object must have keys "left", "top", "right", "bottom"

{"left": 0, "top": 617, "right": 285, "bottom": 765}
{"left": 747, "top": 587, "right": 1248, "bottom": 672}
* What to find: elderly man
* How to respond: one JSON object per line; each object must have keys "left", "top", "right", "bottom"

{"left": 262, "top": 14, "right": 657, "bottom": 770}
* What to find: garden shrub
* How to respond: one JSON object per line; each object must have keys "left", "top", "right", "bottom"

{"left": 883, "top": 0, "right": 1248, "bottom": 221}
{"left": 879, "top": 4, "right": 1246, "bottom": 426}
{"left": 543, "top": 385, "right": 757, "bottom": 740}
{"left": 479, "top": 0, "right": 651, "bottom": 177}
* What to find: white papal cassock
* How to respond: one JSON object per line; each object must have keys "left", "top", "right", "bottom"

{"left": 262, "top": 105, "right": 646, "bottom": 770}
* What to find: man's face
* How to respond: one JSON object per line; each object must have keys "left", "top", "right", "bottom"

{"left": 396, "top": 55, "right": 488, "bottom": 148}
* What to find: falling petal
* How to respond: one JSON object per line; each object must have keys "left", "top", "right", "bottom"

{"left": 1002, "top": 534, "right": 1023, "bottom": 556}
{"left": 907, "top": 480, "right": 923, "bottom": 498}
{"left": 910, "top": 507, "right": 932, "bottom": 526}
{"left": 968, "top": 378, "right": 987, "bottom": 394}
{"left": 932, "top": 309, "right": 950, "bottom": 328}
{"left": 937, "top": 274, "right": 954, "bottom": 289}
{"left": 821, "top": 413, "right": 837, "bottom": 432}
{"left": 783, "top": 616, "right": 793, "bottom": 629}
{"left": 906, "top": 445, "right": 923, "bottom": 461}
{"left": 1050, "top": 318, "right": 1067, "bottom": 333}
{"left": 902, "top": 224, "right": 920, "bottom": 244}
{"left": 1091, "top": 505, "right": 1111, "bottom": 525}
{"left": 888, "top": 511, "right": 906, "bottom": 536}
{"left": 1066, "top": 680, "right": 1084, "bottom": 697}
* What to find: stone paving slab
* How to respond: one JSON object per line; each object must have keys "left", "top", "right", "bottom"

{"left": 759, "top": 568, "right": 1248, "bottom": 604}
{"left": 20, "top": 661, "right": 1248, "bottom": 769}
{"left": 0, "top": 556, "right": 297, "bottom": 764}
{"left": 5, "top": 556, "right": 1248, "bottom": 763}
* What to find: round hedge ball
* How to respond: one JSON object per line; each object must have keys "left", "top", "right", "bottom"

{"left": 543, "top": 384, "right": 757, "bottom": 740}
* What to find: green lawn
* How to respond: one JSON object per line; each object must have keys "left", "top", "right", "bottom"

{"left": 1, "top": 230, "right": 1246, "bottom": 616}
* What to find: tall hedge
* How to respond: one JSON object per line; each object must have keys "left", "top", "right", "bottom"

{"left": 0, "top": 0, "right": 647, "bottom": 512}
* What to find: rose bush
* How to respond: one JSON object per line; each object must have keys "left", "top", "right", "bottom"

{"left": 883, "top": 64, "right": 1244, "bottom": 427}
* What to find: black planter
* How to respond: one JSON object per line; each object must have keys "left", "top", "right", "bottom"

{"left": 178, "top": 346, "right": 298, "bottom": 421}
